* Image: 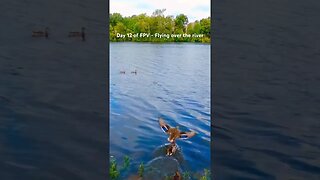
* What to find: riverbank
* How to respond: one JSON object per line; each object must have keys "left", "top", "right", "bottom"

{"left": 109, "top": 11, "right": 211, "bottom": 43}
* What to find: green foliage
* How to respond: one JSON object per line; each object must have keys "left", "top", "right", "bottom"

{"left": 110, "top": 159, "right": 120, "bottom": 180}
{"left": 138, "top": 163, "right": 144, "bottom": 177}
{"left": 110, "top": 13, "right": 123, "bottom": 27}
{"left": 109, "top": 9, "right": 210, "bottom": 43}
{"left": 110, "top": 156, "right": 131, "bottom": 179}
{"left": 175, "top": 14, "right": 188, "bottom": 33}
{"left": 200, "top": 169, "right": 211, "bottom": 180}
{"left": 120, "top": 156, "right": 130, "bottom": 171}
{"left": 110, "top": 156, "right": 210, "bottom": 179}
{"left": 182, "top": 171, "right": 191, "bottom": 179}
{"left": 122, "top": 156, "right": 130, "bottom": 170}
{"left": 200, "top": 18, "right": 211, "bottom": 36}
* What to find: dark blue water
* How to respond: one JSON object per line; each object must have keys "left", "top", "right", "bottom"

{"left": 213, "top": 0, "right": 320, "bottom": 179}
{"left": 0, "top": 0, "right": 108, "bottom": 179}
{"left": 109, "top": 42, "right": 211, "bottom": 177}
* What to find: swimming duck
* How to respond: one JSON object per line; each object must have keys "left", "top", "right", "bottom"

{"left": 159, "top": 118, "right": 196, "bottom": 143}
{"left": 32, "top": 27, "right": 49, "bottom": 38}
{"left": 131, "top": 70, "right": 137, "bottom": 74}
{"left": 120, "top": 70, "right": 126, "bottom": 74}
{"left": 68, "top": 27, "right": 85, "bottom": 41}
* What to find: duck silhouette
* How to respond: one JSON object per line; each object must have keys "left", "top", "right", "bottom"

{"left": 68, "top": 27, "right": 85, "bottom": 41}
{"left": 32, "top": 27, "right": 49, "bottom": 38}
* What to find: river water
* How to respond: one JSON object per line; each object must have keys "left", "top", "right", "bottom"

{"left": 110, "top": 42, "right": 211, "bottom": 178}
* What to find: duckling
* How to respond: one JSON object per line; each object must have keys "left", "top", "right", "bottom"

{"left": 32, "top": 27, "right": 49, "bottom": 38}
{"left": 173, "top": 171, "right": 182, "bottom": 180}
{"left": 68, "top": 27, "right": 85, "bottom": 41}
{"left": 159, "top": 118, "right": 196, "bottom": 143}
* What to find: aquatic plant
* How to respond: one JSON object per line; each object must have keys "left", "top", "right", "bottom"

{"left": 182, "top": 171, "right": 191, "bottom": 179}
{"left": 199, "top": 169, "right": 211, "bottom": 180}
{"left": 110, "top": 159, "right": 120, "bottom": 180}
{"left": 110, "top": 156, "right": 132, "bottom": 179}
{"left": 121, "top": 155, "right": 130, "bottom": 170}
{"left": 138, "top": 163, "right": 144, "bottom": 177}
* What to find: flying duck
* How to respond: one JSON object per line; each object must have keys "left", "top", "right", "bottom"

{"left": 159, "top": 118, "right": 196, "bottom": 143}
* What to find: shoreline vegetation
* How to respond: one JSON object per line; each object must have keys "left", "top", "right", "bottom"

{"left": 110, "top": 9, "right": 210, "bottom": 43}
{"left": 110, "top": 156, "right": 211, "bottom": 180}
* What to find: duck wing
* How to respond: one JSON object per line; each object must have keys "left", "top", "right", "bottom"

{"left": 179, "top": 131, "right": 196, "bottom": 139}
{"left": 159, "top": 118, "right": 171, "bottom": 134}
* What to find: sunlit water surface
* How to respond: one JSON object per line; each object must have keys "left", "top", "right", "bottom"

{"left": 110, "top": 42, "right": 211, "bottom": 178}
